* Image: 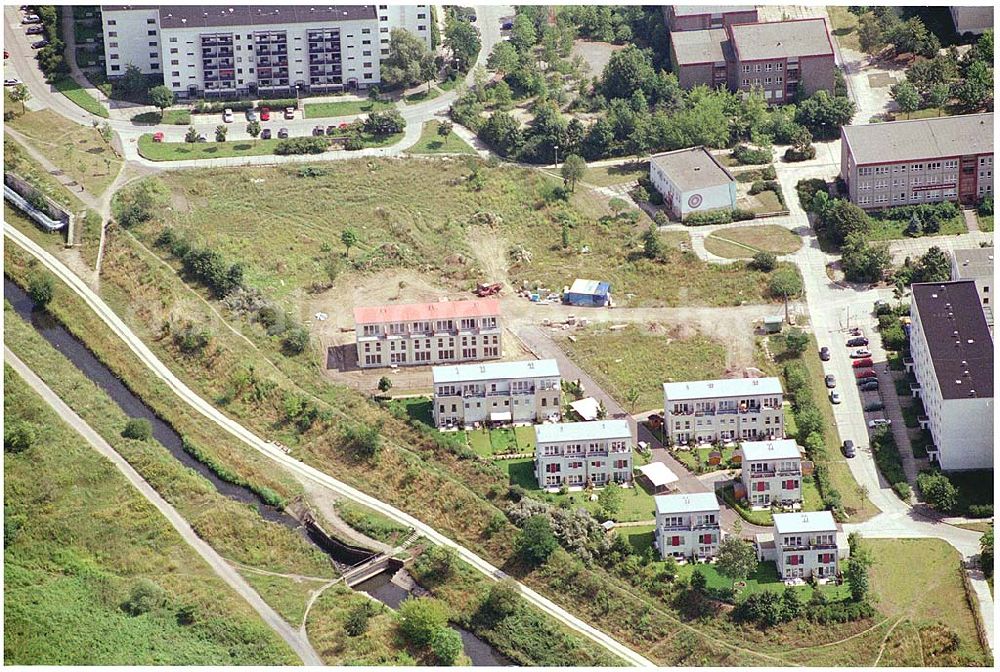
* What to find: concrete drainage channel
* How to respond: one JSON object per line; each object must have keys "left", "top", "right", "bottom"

{"left": 4, "top": 276, "right": 511, "bottom": 666}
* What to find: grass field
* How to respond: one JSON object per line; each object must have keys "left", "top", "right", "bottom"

{"left": 129, "top": 159, "right": 785, "bottom": 307}
{"left": 978, "top": 214, "right": 993, "bottom": 232}
{"left": 335, "top": 500, "right": 411, "bottom": 546}
{"left": 704, "top": 225, "right": 803, "bottom": 259}
{"left": 559, "top": 324, "right": 727, "bottom": 411}
{"left": 403, "top": 87, "right": 442, "bottom": 104}
{"left": 408, "top": 120, "right": 476, "bottom": 154}
{"left": 303, "top": 99, "right": 393, "bottom": 118}
{"left": 583, "top": 161, "right": 649, "bottom": 187}
{"left": 3, "top": 366, "right": 298, "bottom": 665}
{"left": 867, "top": 214, "right": 968, "bottom": 240}
{"left": 4, "top": 138, "right": 87, "bottom": 213}
{"left": 137, "top": 132, "right": 403, "bottom": 161}
{"left": 869, "top": 538, "right": 989, "bottom": 665}
{"left": 304, "top": 583, "right": 414, "bottom": 665}
{"left": 826, "top": 5, "right": 861, "bottom": 51}
{"left": 133, "top": 109, "right": 191, "bottom": 125}
{"left": 5, "top": 108, "right": 121, "bottom": 196}
{"left": 52, "top": 76, "right": 109, "bottom": 118}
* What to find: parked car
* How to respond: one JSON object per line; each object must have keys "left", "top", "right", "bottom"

{"left": 152, "top": 131, "right": 164, "bottom": 142}
{"left": 855, "top": 368, "right": 876, "bottom": 379}
{"left": 859, "top": 381, "right": 880, "bottom": 391}
{"left": 868, "top": 419, "right": 891, "bottom": 429}
{"left": 847, "top": 336, "right": 869, "bottom": 347}
{"left": 819, "top": 346, "right": 831, "bottom": 361}
{"left": 874, "top": 299, "right": 888, "bottom": 312}
{"left": 849, "top": 327, "right": 864, "bottom": 337}
{"left": 852, "top": 358, "right": 874, "bottom": 368}
{"left": 4, "top": 78, "right": 21, "bottom": 86}
{"left": 245, "top": 109, "right": 257, "bottom": 122}
{"left": 196, "top": 133, "right": 208, "bottom": 142}
{"left": 284, "top": 106, "right": 295, "bottom": 119}
{"left": 25, "top": 25, "right": 44, "bottom": 35}
{"left": 312, "top": 125, "right": 325, "bottom": 136}
{"left": 501, "top": 20, "right": 513, "bottom": 30}
{"left": 829, "top": 391, "right": 842, "bottom": 404}
{"left": 22, "top": 15, "right": 41, "bottom": 24}
{"left": 277, "top": 127, "right": 289, "bottom": 138}
{"left": 850, "top": 348, "right": 872, "bottom": 358}
{"left": 857, "top": 377, "right": 878, "bottom": 386}
{"left": 222, "top": 108, "right": 234, "bottom": 123}
{"left": 30, "top": 39, "right": 48, "bottom": 49}
{"left": 260, "top": 106, "right": 270, "bottom": 121}
{"left": 825, "top": 374, "right": 837, "bottom": 389}
{"left": 325, "top": 125, "right": 338, "bottom": 135}
{"left": 842, "top": 440, "right": 856, "bottom": 458}
{"left": 260, "top": 128, "right": 272, "bottom": 140}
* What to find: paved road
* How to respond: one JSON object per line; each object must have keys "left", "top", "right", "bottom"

{"left": 4, "top": 347, "right": 323, "bottom": 666}
{"left": 3, "top": 222, "right": 653, "bottom": 667}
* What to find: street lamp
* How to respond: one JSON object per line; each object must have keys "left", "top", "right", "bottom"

{"left": 553, "top": 144, "right": 559, "bottom": 168}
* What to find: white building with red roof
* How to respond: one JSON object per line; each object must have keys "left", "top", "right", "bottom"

{"left": 353, "top": 298, "right": 502, "bottom": 369}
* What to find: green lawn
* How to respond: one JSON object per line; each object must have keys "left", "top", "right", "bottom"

{"left": 303, "top": 99, "right": 393, "bottom": 118}
{"left": 403, "top": 87, "right": 442, "bottom": 104}
{"left": 868, "top": 214, "right": 967, "bottom": 240}
{"left": 978, "top": 214, "right": 993, "bottom": 232}
{"left": 583, "top": 161, "right": 649, "bottom": 188}
{"left": 385, "top": 396, "right": 434, "bottom": 426}
{"left": 467, "top": 429, "right": 494, "bottom": 457}
{"left": 52, "top": 76, "right": 109, "bottom": 118}
{"left": 704, "top": 225, "right": 803, "bottom": 259}
{"left": 826, "top": 5, "right": 861, "bottom": 51}
{"left": 408, "top": 120, "right": 476, "bottom": 154}
{"left": 137, "top": 132, "right": 403, "bottom": 161}
{"left": 132, "top": 109, "right": 192, "bottom": 125}
{"left": 559, "top": 324, "right": 727, "bottom": 412}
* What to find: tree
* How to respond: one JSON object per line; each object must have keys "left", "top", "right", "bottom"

{"left": 924, "top": 82, "right": 950, "bottom": 112}
{"left": 430, "top": 627, "right": 464, "bottom": 665}
{"left": 845, "top": 539, "right": 873, "bottom": 602}
{"left": 382, "top": 28, "right": 436, "bottom": 89}
{"left": 768, "top": 268, "right": 803, "bottom": 299}
{"left": 344, "top": 601, "right": 375, "bottom": 636}
{"left": 625, "top": 386, "right": 641, "bottom": 412}
{"left": 953, "top": 60, "right": 994, "bottom": 110}
{"left": 560, "top": 154, "right": 586, "bottom": 192}
{"left": 479, "top": 578, "right": 521, "bottom": 624}
{"left": 364, "top": 109, "right": 406, "bottom": 136}
{"left": 917, "top": 471, "right": 958, "bottom": 512}
{"left": 795, "top": 91, "right": 856, "bottom": 140}
{"left": 479, "top": 111, "right": 523, "bottom": 156}
{"left": 515, "top": 515, "right": 558, "bottom": 565}
{"left": 214, "top": 125, "right": 227, "bottom": 142}
{"left": 561, "top": 220, "right": 570, "bottom": 249}
{"left": 841, "top": 233, "right": 891, "bottom": 283}
{"left": 981, "top": 526, "right": 993, "bottom": 579}
{"left": 510, "top": 13, "right": 538, "bottom": 53}
{"left": 487, "top": 41, "right": 520, "bottom": 75}
{"left": 601, "top": 45, "right": 656, "bottom": 101}
{"left": 492, "top": 79, "right": 514, "bottom": 109}
{"left": 185, "top": 126, "right": 199, "bottom": 143}
{"left": 751, "top": 251, "right": 777, "bottom": 272}
{"left": 121, "top": 64, "right": 148, "bottom": 98}
{"left": 784, "top": 328, "right": 809, "bottom": 355}
{"left": 246, "top": 120, "right": 261, "bottom": 145}
{"left": 149, "top": 85, "right": 174, "bottom": 114}
{"left": 445, "top": 17, "right": 481, "bottom": 72}
{"left": 377, "top": 376, "right": 393, "bottom": 393}
{"left": 4, "top": 419, "right": 36, "bottom": 454}
{"left": 122, "top": 418, "right": 152, "bottom": 441}
{"left": 123, "top": 578, "right": 166, "bottom": 615}
{"left": 283, "top": 326, "right": 310, "bottom": 355}
{"left": 642, "top": 223, "right": 663, "bottom": 260}
{"left": 437, "top": 120, "right": 453, "bottom": 138}
{"left": 716, "top": 536, "right": 759, "bottom": 582}
{"left": 690, "top": 566, "right": 708, "bottom": 593}
{"left": 341, "top": 228, "right": 359, "bottom": 255}
{"left": 911, "top": 246, "right": 951, "bottom": 283}
{"left": 10, "top": 83, "right": 30, "bottom": 115}
{"left": 782, "top": 587, "right": 803, "bottom": 619}
{"left": 858, "top": 11, "right": 885, "bottom": 57}
{"left": 890, "top": 80, "right": 920, "bottom": 116}
{"left": 856, "top": 484, "right": 870, "bottom": 510}
{"left": 819, "top": 199, "right": 871, "bottom": 245}
{"left": 597, "top": 482, "right": 623, "bottom": 518}
{"left": 27, "top": 274, "right": 54, "bottom": 308}
{"left": 396, "top": 597, "right": 449, "bottom": 647}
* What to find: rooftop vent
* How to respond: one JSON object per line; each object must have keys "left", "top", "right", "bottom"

{"left": 931, "top": 293, "right": 938, "bottom": 298}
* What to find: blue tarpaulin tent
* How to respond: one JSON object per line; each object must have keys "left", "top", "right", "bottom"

{"left": 565, "top": 279, "right": 611, "bottom": 307}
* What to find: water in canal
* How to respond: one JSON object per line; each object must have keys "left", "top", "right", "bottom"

{"left": 4, "top": 276, "right": 510, "bottom": 666}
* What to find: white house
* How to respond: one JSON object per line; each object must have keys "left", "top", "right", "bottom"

{"left": 534, "top": 420, "right": 633, "bottom": 489}
{"left": 739, "top": 439, "right": 803, "bottom": 508}
{"left": 432, "top": 359, "right": 561, "bottom": 429}
{"left": 662, "top": 377, "right": 785, "bottom": 446}
{"left": 757, "top": 511, "right": 848, "bottom": 580}
{"left": 649, "top": 146, "right": 737, "bottom": 220}
{"left": 654, "top": 492, "right": 723, "bottom": 560}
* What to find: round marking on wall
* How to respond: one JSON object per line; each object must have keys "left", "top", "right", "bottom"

{"left": 688, "top": 193, "right": 703, "bottom": 209}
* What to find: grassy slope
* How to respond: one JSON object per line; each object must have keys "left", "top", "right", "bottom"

{"left": 408, "top": 120, "right": 476, "bottom": 154}
{"left": 137, "top": 132, "right": 403, "bottom": 161}
{"left": 52, "top": 75, "right": 109, "bottom": 118}
{"left": 3, "top": 367, "right": 297, "bottom": 665}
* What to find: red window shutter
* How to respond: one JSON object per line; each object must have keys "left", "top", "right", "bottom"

{"left": 672, "top": 536, "right": 681, "bottom": 546}
{"left": 757, "top": 482, "right": 766, "bottom": 492}
{"left": 789, "top": 555, "right": 798, "bottom": 566}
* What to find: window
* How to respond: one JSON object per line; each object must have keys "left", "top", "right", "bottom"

{"left": 150, "top": 63, "right": 159, "bottom": 70}
{"left": 108, "top": 30, "right": 118, "bottom": 37}
{"left": 776, "top": 75, "right": 784, "bottom": 84}
{"left": 776, "top": 62, "right": 783, "bottom": 70}
{"left": 170, "top": 47, "right": 178, "bottom": 54}
{"left": 169, "top": 36, "right": 177, "bottom": 43}
{"left": 753, "top": 64, "right": 761, "bottom": 72}
{"left": 363, "top": 62, "right": 372, "bottom": 68}
{"left": 362, "top": 28, "right": 371, "bottom": 34}
{"left": 110, "top": 64, "right": 120, "bottom": 72}
{"left": 171, "top": 59, "right": 179, "bottom": 65}
{"left": 148, "top": 29, "right": 157, "bottom": 36}
{"left": 171, "top": 70, "right": 180, "bottom": 77}
{"left": 742, "top": 64, "right": 751, "bottom": 73}
{"left": 109, "top": 41, "right": 118, "bottom": 47}
{"left": 742, "top": 78, "right": 750, "bottom": 86}
{"left": 147, "top": 18, "right": 156, "bottom": 24}
{"left": 107, "top": 19, "right": 116, "bottom": 25}
{"left": 110, "top": 53, "right": 119, "bottom": 60}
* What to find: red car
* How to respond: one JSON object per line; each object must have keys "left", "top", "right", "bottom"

{"left": 854, "top": 368, "right": 876, "bottom": 379}
{"left": 152, "top": 131, "right": 165, "bottom": 143}
{"left": 851, "top": 358, "right": 873, "bottom": 368}
{"left": 260, "top": 106, "right": 270, "bottom": 121}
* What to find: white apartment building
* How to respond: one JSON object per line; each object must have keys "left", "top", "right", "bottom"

{"left": 662, "top": 378, "right": 784, "bottom": 446}
{"left": 654, "top": 492, "right": 723, "bottom": 560}
{"left": 908, "top": 281, "right": 994, "bottom": 470}
{"left": 432, "top": 359, "right": 561, "bottom": 429}
{"left": 101, "top": 5, "right": 431, "bottom": 98}
{"left": 739, "top": 439, "right": 803, "bottom": 508}
{"left": 649, "top": 146, "right": 737, "bottom": 220}
{"left": 534, "top": 420, "right": 633, "bottom": 489}
{"left": 951, "top": 247, "right": 994, "bottom": 329}
{"left": 759, "top": 512, "right": 848, "bottom": 580}
{"left": 353, "top": 299, "right": 501, "bottom": 369}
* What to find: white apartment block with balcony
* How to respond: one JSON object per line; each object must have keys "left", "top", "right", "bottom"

{"left": 654, "top": 492, "right": 723, "bottom": 560}
{"left": 353, "top": 299, "right": 501, "bottom": 369}
{"left": 739, "top": 439, "right": 803, "bottom": 508}
{"left": 662, "top": 377, "right": 784, "bottom": 446}
{"left": 432, "top": 359, "right": 561, "bottom": 429}
{"left": 101, "top": 5, "right": 434, "bottom": 97}
{"left": 534, "top": 420, "right": 633, "bottom": 489}
{"left": 759, "top": 512, "right": 848, "bottom": 580}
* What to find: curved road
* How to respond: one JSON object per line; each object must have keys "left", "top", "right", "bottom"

{"left": 4, "top": 347, "right": 322, "bottom": 666}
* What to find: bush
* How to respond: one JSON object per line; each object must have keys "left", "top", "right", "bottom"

{"left": 396, "top": 597, "right": 449, "bottom": 647}
{"left": 732, "top": 145, "right": 772, "bottom": 165}
{"left": 342, "top": 422, "right": 382, "bottom": 459}
{"left": 275, "top": 137, "right": 329, "bottom": 155}
{"left": 345, "top": 601, "right": 375, "bottom": 636}
{"left": 684, "top": 208, "right": 755, "bottom": 226}
{"left": 123, "top": 578, "right": 166, "bottom": 616}
{"left": 969, "top": 504, "right": 994, "bottom": 518}
{"left": 4, "top": 419, "right": 37, "bottom": 454}
{"left": 768, "top": 268, "right": 803, "bottom": 298}
{"left": 784, "top": 145, "right": 817, "bottom": 162}
{"left": 916, "top": 471, "right": 958, "bottom": 512}
{"left": 430, "top": 627, "right": 464, "bottom": 665}
{"left": 515, "top": 515, "right": 558, "bottom": 565}
{"left": 27, "top": 274, "right": 54, "bottom": 308}
{"left": 750, "top": 251, "right": 778, "bottom": 272}
{"left": 283, "top": 326, "right": 310, "bottom": 354}
{"left": 122, "top": 418, "right": 153, "bottom": 441}
{"left": 977, "top": 195, "right": 993, "bottom": 217}
{"left": 363, "top": 109, "right": 406, "bottom": 136}
{"left": 893, "top": 482, "right": 912, "bottom": 501}
{"left": 796, "top": 178, "right": 828, "bottom": 212}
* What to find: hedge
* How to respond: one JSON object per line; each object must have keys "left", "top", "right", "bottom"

{"left": 683, "top": 208, "right": 755, "bottom": 226}
{"left": 732, "top": 145, "right": 773, "bottom": 165}
{"left": 274, "top": 137, "right": 329, "bottom": 155}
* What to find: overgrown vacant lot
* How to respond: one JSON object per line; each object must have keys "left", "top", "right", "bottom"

{"left": 559, "top": 324, "right": 728, "bottom": 412}
{"left": 135, "top": 158, "right": 784, "bottom": 307}
{"left": 3, "top": 367, "right": 297, "bottom": 665}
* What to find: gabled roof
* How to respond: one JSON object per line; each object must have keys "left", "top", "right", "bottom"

{"left": 432, "top": 359, "right": 559, "bottom": 384}
{"left": 842, "top": 113, "right": 994, "bottom": 165}
{"left": 728, "top": 18, "right": 833, "bottom": 61}
{"left": 534, "top": 420, "right": 631, "bottom": 444}
{"left": 740, "top": 439, "right": 801, "bottom": 462}
{"left": 773, "top": 511, "right": 837, "bottom": 534}
{"left": 655, "top": 492, "right": 720, "bottom": 515}
{"left": 663, "top": 377, "right": 783, "bottom": 401}
{"left": 353, "top": 298, "right": 499, "bottom": 325}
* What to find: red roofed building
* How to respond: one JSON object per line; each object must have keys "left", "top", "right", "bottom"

{"left": 353, "top": 299, "right": 502, "bottom": 368}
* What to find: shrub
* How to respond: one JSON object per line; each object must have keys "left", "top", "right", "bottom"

{"left": 429, "top": 627, "right": 464, "bottom": 665}
{"left": 684, "top": 208, "right": 753, "bottom": 225}
{"left": 27, "top": 274, "right": 54, "bottom": 308}
{"left": 363, "top": 109, "right": 406, "bottom": 136}
{"left": 784, "top": 145, "right": 817, "bottom": 161}
{"left": 396, "top": 597, "right": 449, "bottom": 647}
{"left": 345, "top": 601, "right": 375, "bottom": 636}
{"left": 342, "top": 422, "right": 382, "bottom": 459}
{"left": 515, "top": 515, "right": 558, "bottom": 565}
{"left": 768, "top": 268, "right": 803, "bottom": 298}
{"left": 750, "top": 251, "right": 778, "bottom": 272}
{"left": 969, "top": 504, "right": 994, "bottom": 518}
{"left": 122, "top": 418, "right": 153, "bottom": 441}
{"left": 916, "top": 471, "right": 958, "bottom": 512}
{"left": 796, "top": 178, "right": 828, "bottom": 212}
{"left": 283, "top": 326, "right": 310, "bottom": 354}
{"left": 123, "top": 578, "right": 166, "bottom": 616}
{"left": 732, "top": 145, "right": 772, "bottom": 165}
{"left": 893, "top": 482, "right": 912, "bottom": 501}
{"left": 275, "top": 137, "right": 329, "bottom": 155}
{"left": 977, "top": 195, "right": 993, "bottom": 217}
{"left": 749, "top": 180, "right": 781, "bottom": 196}
{"left": 4, "top": 420, "right": 37, "bottom": 454}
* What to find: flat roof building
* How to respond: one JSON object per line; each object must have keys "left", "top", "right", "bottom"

{"left": 951, "top": 248, "right": 994, "bottom": 328}
{"left": 663, "top": 377, "right": 784, "bottom": 446}
{"left": 432, "top": 359, "right": 561, "bottom": 429}
{"left": 909, "top": 281, "right": 994, "bottom": 470}
{"left": 841, "top": 113, "right": 994, "bottom": 209}
{"left": 950, "top": 6, "right": 994, "bottom": 35}
{"left": 654, "top": 492, "right": 723, "bottom": 560}
{"left": 664, "top": 5, "right": 759, "bottom": 32}
{"left": 739, "top": 439, "right": 803, "bottom": 509}
{"left": 565, "top": 279, "right": 611, "bottom": 307}
{"left": 535, "top": 420, "right": 633, "bottom": 489}
{"left": 649, "top": 147, "right": 737, "bottom": 220}
{"left": 759, "top": 511, "right": 848, "bottom": 580}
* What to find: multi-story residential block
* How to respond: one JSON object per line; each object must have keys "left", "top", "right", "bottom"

{"left": 353, "top": 299, "right": 501, "bottom": 369}
{"left": 670, "top": 18, "right": 834, "bottom": 102}
{"left": 663, "top": 377, "right": 784, "bottom": 445}
{"left": 950, "top": 6, "right": 994, "bottom": 35}
{"left": 663, "top": 5, "right": 759, "bottom": 32}
{"left": 100, "top": 5, "right": 429, "bottom": 98}
{"left": 432, "top": 359, "right": 561, "bottom": 429}
{"left": 654, "top": 492, "right": 723, "bottom": 560}
{"left": 840, "top": 113, "right": 994, "bottom": 209}
{"left": 649, "top": 146, "right": 737, "bottom": 220}
{"left": 760, "top": 511, "right": 847, "bottom": 580}
{"left": 534, "top": 420, "right": 633, "bottom": 489}
{"left": 739, "top": 439, "right": 803, "bottom": 508}
{"left": 950, "top": 247, "right": 994, "bottom": 327}
{"left": 908, "top": 281, "right": 994, "bottom": 470}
